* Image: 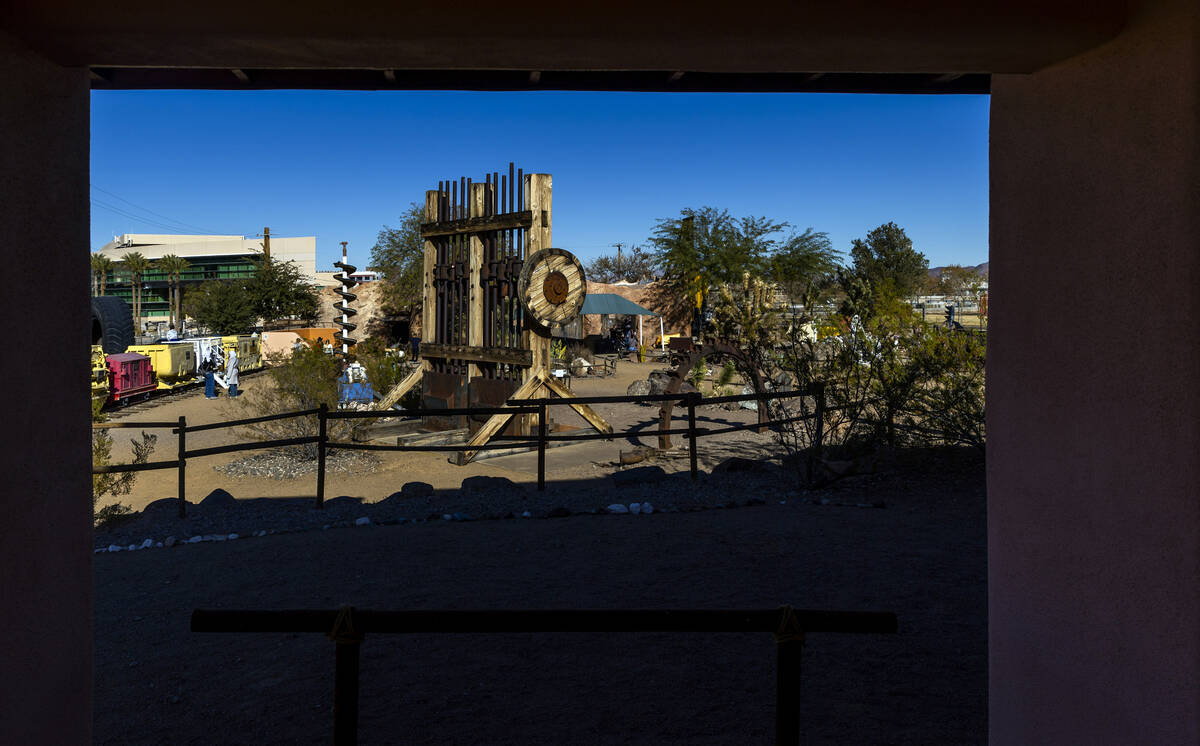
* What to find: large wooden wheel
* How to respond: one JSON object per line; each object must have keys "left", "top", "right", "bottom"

{"left": 518, "top": 248, "right": 587, "bottom": 327}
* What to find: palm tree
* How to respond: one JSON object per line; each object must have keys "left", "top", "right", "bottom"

{"left": 158, "top": 254, "right": 190, "bottom": 330}
{"left": 120, "top": 251, "right": 150, "bottom": 332}
{"left": 90, "top": 253, "right": 113, "bottom": 297}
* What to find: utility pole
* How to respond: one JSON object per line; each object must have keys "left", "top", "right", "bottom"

{"left": 262, "top": 226, "right": 271, "bottom": 262}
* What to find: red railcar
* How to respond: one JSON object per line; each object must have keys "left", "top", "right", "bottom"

{"left": 106, "top": 352, "right": 157, "bottom": 402}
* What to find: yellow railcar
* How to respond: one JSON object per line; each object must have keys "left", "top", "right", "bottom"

{"left": 126, "top": 343, "right": 197, "bottom": 389}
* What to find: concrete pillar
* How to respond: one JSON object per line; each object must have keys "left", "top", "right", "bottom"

{"left": 988, "top": 0, "right": 1199, "bottom": 742}
{"left": 0, "top": 32, "right": 91, "bottom": 743}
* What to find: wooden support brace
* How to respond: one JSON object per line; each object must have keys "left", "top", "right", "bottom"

{"left": 456, "top": 374, "right": 545, "bottom": 464}
{"left": 539, "top": 371, "right": 613, "bottom": 435}
{"left": 421, "top": 190, "right": 439, "bottom": 372}
{"left": 375, "top": 366, "right": 423, "bottom": 410}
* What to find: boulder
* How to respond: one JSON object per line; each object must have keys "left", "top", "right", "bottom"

{"left": 569, "top": 357, "right": 592, "bottom": 376}
{"left": 626, "top": 379, "right": 652, "bottom": 398}
{"left": 142, "top": 497, "right": 182, "bottom": 516}
{"left": 606, "top": 503, "right": 629, "bottom": 514}
{"left": 324, "top": 496, "right": 363, "bottom": 509}
{"left": 612, "top": 465, "right": 666, "bottom": 487}
{"left": 647, "top": 369, "right": 673, "bottom": 395}
{"left": 199, "top": 488, "right": 236, "bottom": 508}
{"left": 461, "top": 475, "right": 520, "bottom": 494}
{"left": 355, "top": 516, "right": 371, "bottom": 526}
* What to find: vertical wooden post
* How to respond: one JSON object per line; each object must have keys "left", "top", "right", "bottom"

{"left": 686, "top": 393, "right": 699, "bottom": 480}
{"left": 421, "top": 190, "right": 439, "bottom": 373}
{"left": 468, "top": 183, "right": 488, "bottom": 381}
{"left": 177, "top": 415, "right": 187, "bottom": 518}
{"left": 537, "top": 399, "right": 547, "bottom": 491}
{"left": 524, "top": 174, "right": 553, "bottom": 378}
{"left": 775, "top": 635, "right": 804, "bottom": 746}
{"left": 316, "top": 403, "right": 328, "bottom": 509}
{"left": 332, "top": 631, "right": 361, "bottom": 746}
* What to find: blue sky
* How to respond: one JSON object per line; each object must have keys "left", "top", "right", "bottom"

{"left": 90, "top": 91, "right": 988, "bottom": 270}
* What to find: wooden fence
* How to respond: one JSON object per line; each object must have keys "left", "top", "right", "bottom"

{"left": 92, "top": 384, "right": 827, "bottom": 514}
{"left": 192, "top": 604, "right": 896, "bottom": 746}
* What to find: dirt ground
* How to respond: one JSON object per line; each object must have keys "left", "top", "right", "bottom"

{"left": 95, "top": 362, "right": 986, "bottom": 744}
{"left": 99, "top": 359, "right": 781, "bottom": 513}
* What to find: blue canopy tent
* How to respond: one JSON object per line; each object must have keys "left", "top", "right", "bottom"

{"left": 580, "top": 293, "right": 663, "bottom": 350}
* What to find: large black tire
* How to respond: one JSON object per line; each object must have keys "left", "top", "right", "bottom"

{"left": 92, "top": 296, "right": 134, "bottom": 354}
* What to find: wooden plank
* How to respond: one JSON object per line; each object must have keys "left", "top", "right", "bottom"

{"left": 458, "top": 374, "right": 545, "bottom": 464}
{"left": 421, "top": 190, "right": 439, "bottom": 374}
{"left": 540, "top": 371, "right": 613, "bottom": 434}
{"left": 468, "top": 183, "right": 488, "bottom": 379}
{"left": 375, "top": 366, "right": 423, "bottom": 410}
{"left": 419, "top": 343, "right": 532, "bottom": 367}
{"left": 525, "top": 173, "right": 553, "bottom": 384}
{"left": 419, "top": 211, "right": 532, "bottom": 238}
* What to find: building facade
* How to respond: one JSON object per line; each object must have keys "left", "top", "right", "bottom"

{"left": 94, "top": 233, "right": 318, "bottom": 319}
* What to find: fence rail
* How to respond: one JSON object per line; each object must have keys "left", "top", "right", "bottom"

{"left": 192, "top": 604, "right": 896, "bottom": 746}
{"left": 93, "top": 384, "right": 827, "bottom": 512}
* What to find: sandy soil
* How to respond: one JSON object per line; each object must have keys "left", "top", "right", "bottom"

{"left": 94, "top": 448, "right": 986, "bottom": 745}
{"left": 100, "top": 360, "right": 779, "bottom": 513}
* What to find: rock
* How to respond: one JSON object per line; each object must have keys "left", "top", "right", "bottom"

{"left": 355, "top": 516, "right": 371, "bottom": 526}
{"left": 546, "top": 507, "right": 572, "bottom": 518}
{"left": 630, "top": 502, "right": 642, "bottom": 514}
{"left": 606, "top": 503, "right": 629, "bottom": 514}
{"left": 401, "top": 482, "right": 435, "bottom": 498}
{"left": 127, "top": 544, "right": 137, "bottom": 551}
{"left": 164, "top": 536, "right": 177, "bottom": 547}
{"left": 227, "top": 533, "right": 239, "bottom": 540}
{"left": 679, "top": 382, "right": 699, "bottom": 394}
{"left": 442, "top": 514, "right": 453, "bottom": 521}
{"left": 569, "top": 357, "right": 592, "bottom": 376}
{"left": 521, "top": 511, "right": 532, "bottom": 518}
{"left": 107, "top": 544, "right": 121, "bottom": 553}
{"left": 140, "top": 538, "right": 154, "bottom": 549}
{"left": 626, "top": 379, "right": 652, "bottom": 398}
{"left": 619, "top": 450, "right": 647, "bottom": 465}
{"left": 94, "top": 548, "right": 106, "bottom": 554}
{"left": 647, "top": 369, "right": 673, "bottom": 395}
{"left": 187, "top": 536, "right": 202, "bottom": 544}
{"left": 461, "top": 475, "right": 520, "bottom": 494}
{"left": 713, "top": 457, "right": 773, "bottom": 475}
{"left": 612, "top": 465, "right": 666, "bottom": 487}
{"left": 142, "top": 497, "right": 182, "bottom": 515}
{"left": 324, "top": 496, "right": 363, "bottom": 509}
{"left": 155, "top": 542, "right": 163, "bottom": 548}
{"left": 451, "top": 512, "right": 470, "bottom": 522}
{"left": 199, "top": 488, "right": 236, "bottom": 508}
{"left": 642, "top": 503, "right": 654, "bottom": 514}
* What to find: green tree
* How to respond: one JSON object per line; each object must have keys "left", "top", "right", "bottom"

{"left": 586, "top": 245, "right": 656, "bottom": 283}
{"left": 770, "top": 228, "right": 841, "bottom": 303}
{"left": 647, "top": 207, "right": 787, "bottom": 331}
{"left": 184, "top": 280, "right": 257, "bottom": 335}
{"left": 246, "top": 254, "right": 319, "bottom": 325}
{"left": 157, "top": 254, "right": 191, "bottom": 330}
{"left": 369, "top": 202, "right": 425, "bottom": 320}
{"left": 90, "top": 253, "right": 113, "bottom": 297}
{"left": 844, "top": 222, "right": 929, "bottom": 316}
{"left": 119, "top": 251, "right": 151, "bottom": 329}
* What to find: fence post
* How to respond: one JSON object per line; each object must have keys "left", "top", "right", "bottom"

{"left": 330, "top": 606, "right": 363, "bottom": 746}
{"left": 686, "top": 392, "right": 699, "bottom": 481}
{"left": 537, "top": 399, "right": 547, "bottom": 491}
{"left": 774, "top": 630, "right": 805, "bottom": 746}
{"left": 177, "top": 415, "right": 186, "bottom": 518}
{"left": 808, "top": 383, "right": 826, "bottom": 485}
{"left": 316, "top": 403, "right": 328, "bottom": 509}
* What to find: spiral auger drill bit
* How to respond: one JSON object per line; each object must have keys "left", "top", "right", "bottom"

{"left": 333, "top": 241, "right": 358, "bottom": 356}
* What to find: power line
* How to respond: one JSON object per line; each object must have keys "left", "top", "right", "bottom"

{"left": 90, "top": 183, "right": 228, "bottom": 235}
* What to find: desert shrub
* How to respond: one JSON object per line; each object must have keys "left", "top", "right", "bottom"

{"left": 355, "top": 336, "right": 415, "bottom": 395}
{"left": 551, "top": 340, "right": 567, "bottom": 362}
{"left": 92, "top": 397, "right": 157, "bottom": 520}
{"left": 230, "top": 343, "right": 371, "bottom": 458}
{"left": 686, "top": 360, "right": 707, "bottom": 388}
{"left": 565, "top": 343, "right": 592, "bottom": 363}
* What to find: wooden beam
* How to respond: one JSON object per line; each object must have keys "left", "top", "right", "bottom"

{"left": 419, "top": 211, "right": 532, "bottom": 238}
{"left": 421, "top": 190, "right": 438, "bottom": 374}
{"left": 457, "top": 374, "right": 544, "bottom": 464}
{"left": 468, "top": 183, "right": 488, "bottom": 379}
{"left": 419, "top": 343, "right": 532, "bottom": 367}
{"left": 524, "top": 173, "right": 554, "bottom": 382}
{"left": 375, "top": 366, "right": 423, "bottom": 410}
{"left": 540, "top": 371, "right": 613, "bottom": 434}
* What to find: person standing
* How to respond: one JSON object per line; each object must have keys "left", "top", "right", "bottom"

{"left": 226, "top": 346, "right": 240, "bottom": 398}
{"left": 202, "top": 350, "right": 217, "bottom": 399}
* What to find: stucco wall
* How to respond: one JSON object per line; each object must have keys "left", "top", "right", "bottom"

{"left": 0, "top": 31, "right": 92, "bottom": 744}
{"left": 988, "top": 0, "right": 1200, "bottom": 741}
